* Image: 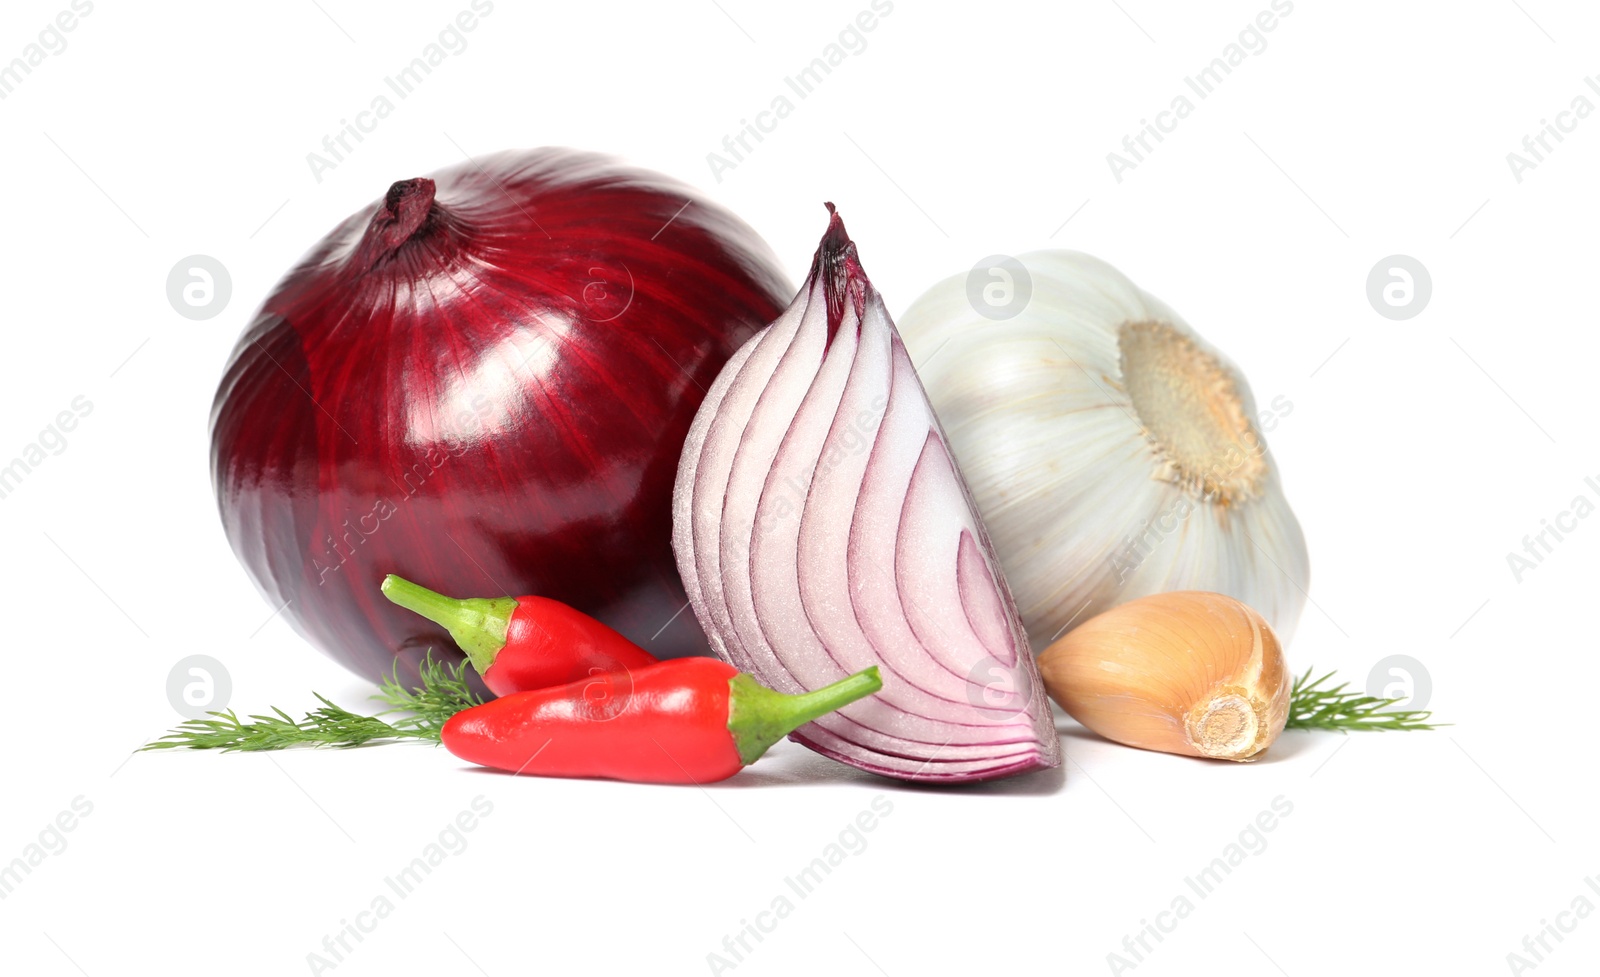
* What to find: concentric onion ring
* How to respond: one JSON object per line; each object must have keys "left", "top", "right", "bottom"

{"left": 672, "top": 206, "right": 1061, "bottom": 783}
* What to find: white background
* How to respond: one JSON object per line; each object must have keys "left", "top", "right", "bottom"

{"left": 1, "top": 1, "right": 1594, "bottom": 974}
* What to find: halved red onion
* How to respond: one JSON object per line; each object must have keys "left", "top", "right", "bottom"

{"left": 672, "top": 207, "right": 1061, "bottom": 782}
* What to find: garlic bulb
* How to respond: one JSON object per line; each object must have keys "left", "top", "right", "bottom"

{"left": 1037, "top": 591, "right": 1290, "bottom": 760}
{"left": 897, "top": 252, "right": 1308, "bottom": 649}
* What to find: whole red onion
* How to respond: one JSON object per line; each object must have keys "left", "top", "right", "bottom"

{"left": 212, "top": 149, "right": 790, "bottom": 689}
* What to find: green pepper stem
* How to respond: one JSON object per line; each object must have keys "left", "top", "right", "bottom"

{"left": 726, "top": 667, "right": 883, "bottom": 767}
{"left": 379, "top": 574, "right": 517, "bottom": 677}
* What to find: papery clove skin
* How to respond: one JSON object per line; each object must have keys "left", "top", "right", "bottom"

{"left": 1037, "top": 591, "right": 1290, "bottom": 761}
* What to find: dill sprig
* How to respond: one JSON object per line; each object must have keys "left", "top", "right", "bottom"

{"left": 143, "top": 654, "right": 483, "bottom": 752}
{"left": 1285, "top": 667, "right": 1441, "bottom": 732}
{"left": 371, "top": 655, "right": 484, "bottom": 731}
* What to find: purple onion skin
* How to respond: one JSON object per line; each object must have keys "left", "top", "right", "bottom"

{"left": 212, "top": 149, "right": 790, "bottom": 691}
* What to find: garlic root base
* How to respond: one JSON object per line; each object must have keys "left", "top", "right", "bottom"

{"left": 1185, "top": 688, "right": 1270, "bottom": 761}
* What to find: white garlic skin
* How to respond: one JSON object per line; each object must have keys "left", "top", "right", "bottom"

{"left": 897, "top": 252, "right": 1308, "bottom": 650}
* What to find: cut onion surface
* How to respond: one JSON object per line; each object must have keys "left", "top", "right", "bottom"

{"left": 672, "top": 206, "right": 1062, "bottom": 783}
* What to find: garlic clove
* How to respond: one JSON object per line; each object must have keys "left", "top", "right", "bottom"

{"left": 1036, "top": 590, "right": 1290, "bottom": 761}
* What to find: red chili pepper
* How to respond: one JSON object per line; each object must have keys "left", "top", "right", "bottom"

{"left": 441, "top": 658, "right": 883, "bottom": 784}
{"left": 380, "top": 574, "right": 659, "bottom": 697}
